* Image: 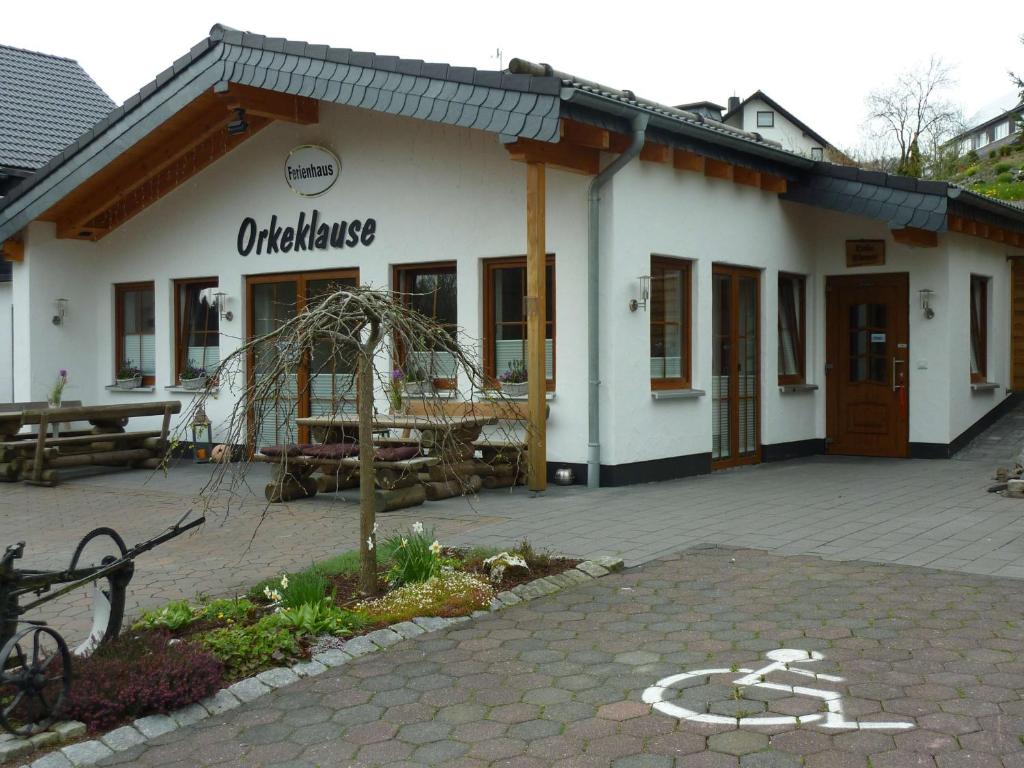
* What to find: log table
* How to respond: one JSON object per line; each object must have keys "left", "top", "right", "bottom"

{"left": 259, "top": 413, "right": 499, "bottom": 507}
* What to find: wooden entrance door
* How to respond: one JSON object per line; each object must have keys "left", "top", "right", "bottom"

{"left": 712, "top": 265, "right": 760, "bottom": 468}
{"left": 826, "top": 273, "right": 909, "bottom": 457}
{"left": 247, "top": 269, "right": 358, "bottom": 447}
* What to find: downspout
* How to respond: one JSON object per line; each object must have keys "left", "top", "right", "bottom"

{"left": 587, "top": 113, "right": 648, "bottom": 488}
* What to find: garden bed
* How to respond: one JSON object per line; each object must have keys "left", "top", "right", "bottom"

{"left": 39, "top": 527, "right": 579, "bottom": 739}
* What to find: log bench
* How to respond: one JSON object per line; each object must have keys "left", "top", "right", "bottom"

{"left": 14, "top": 402, "right": 179, "bottom": 486}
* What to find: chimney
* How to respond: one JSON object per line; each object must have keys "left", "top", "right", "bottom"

{"left": 727, "top": 95, "right": 741, "bottom": 113}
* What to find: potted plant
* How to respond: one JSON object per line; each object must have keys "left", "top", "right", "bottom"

{"left": 389, "top": 368, "right": 405, "bottom": 414}
{"left": 403, "top": 360, "right": 433, "bottom": 397}
{"left": 48, "top": 369, "right": 68, "bottom": 408}
{"left": 180, "top": 359, "right": 207, "bottom": 390}
{"left": 499, "top": 360, "right": 528, "bottom": 397}
{"left": 115, "top": 360, "right": 143, "bottom": 390}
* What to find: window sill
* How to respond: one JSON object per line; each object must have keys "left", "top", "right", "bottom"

{"left": 404, "top": 390, "right": 458, "bottom": 401}
{"left": 105, "top": 385, "right": 156, "bottom": 393}
{"left": 504, "top": 392, "right": 556, "bottom": 401}
{"left": 971, "top": 381, "right": 1000, "bottom": 392}
{"left": 165, "top": 386, "right": 220, "bottom": 395}
{"left": 779, "top": 383, "right": 819, "bottom": 393}
{"left": 651, "top": 388, "right": 705, "bottom": 400}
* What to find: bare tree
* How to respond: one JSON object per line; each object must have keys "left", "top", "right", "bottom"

{"left": 864, "top": 56, "right": 964, "bottom": 176}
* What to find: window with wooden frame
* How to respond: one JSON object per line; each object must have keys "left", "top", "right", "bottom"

{"left": 483, "top": 256, "right": 555, "bottom": 390}
{"left": 649, "top": 256, "right": 692, "bottom": 389}
{"left": 174, "top": 278, "right": 220, "bottom": 382}
{"left": 970, "top": 275, "right": 988, "bottom": 382}
{"left": 393, "top": 263, "right": 458, "bottom": 388}
{"left": 115, "top": 282, "right": 156, "bottom": 385}
{"left": 756, "top": 110, "right": 775, "bottom": 128}
{"left": 778, "top": 273, "right": 806, "bottom": 384}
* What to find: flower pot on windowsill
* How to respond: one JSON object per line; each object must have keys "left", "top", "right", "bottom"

{"left": 179, "top": 376, "right": 207, "bottom": 391}
{"left": 501, "top": 381, "right": 528, "bottom": 397}
{"left": 404, "top": 381, "right": 434, "bottom": 397}
{"left": 115, "top": 375, "right": 143, "bottom": 390}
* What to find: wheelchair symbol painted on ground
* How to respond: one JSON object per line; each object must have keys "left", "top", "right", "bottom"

{"left": 642, "top": 649, "right": 914, "bottom": 730}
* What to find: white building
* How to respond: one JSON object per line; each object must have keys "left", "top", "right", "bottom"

{"left": 722, "top": 91, "right": 832, "bottom": 161}
{"left": 0, "top": 25, "right": 1022, "bottom": 488}
{"left": 955, "top": 91, "right": 1023, "bottom": 155}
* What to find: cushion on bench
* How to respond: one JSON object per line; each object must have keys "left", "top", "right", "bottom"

{"left": 260, "top": 444, "right": 310, "bottom": 458}
{"left": 300, "top": 443, "right": 359, "bottom": 459}
{"left": 374, "top": 445, "right": 421, "bottom": 462}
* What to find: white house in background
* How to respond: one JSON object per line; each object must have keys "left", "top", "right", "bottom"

{"left": 722, "top": 91, "right": 832, "bottom": 160}
{"left": 1, "top": 25, "right": 1023, "bottom": 491}
{"left": 954, "top": 91, "right": 1023, "bottom": 155}
{"left": 0, "top": 43, "right": 114, "bottom": 402}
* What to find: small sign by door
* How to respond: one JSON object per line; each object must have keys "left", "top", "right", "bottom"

{"left": 846, "top": 240, "right": 886, "bottom": 267}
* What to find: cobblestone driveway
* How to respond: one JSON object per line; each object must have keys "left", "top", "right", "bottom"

{"left": 99, "top": 546, "right": 1024, "bottom": 768}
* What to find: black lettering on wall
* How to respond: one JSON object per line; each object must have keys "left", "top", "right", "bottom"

{"left": 238, "top": 212, "right": 377, "bottom": 255}
{"left": 360, "top": 218, "right": 376, "bottom": 246}
{"left": 237, "top": 217, "right": 256, "bottom": 256}
{"left": 346, "top": 219, "right": 362, "bottom": 247}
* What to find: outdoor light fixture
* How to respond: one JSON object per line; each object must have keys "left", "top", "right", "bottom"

{"left": 629, "top": 275, "right": 651, "bottom": 312}
{"left": 51, "top": 298, "right": 68, "bottom": 326}
{"left": 919, "top": 288, "right": 935, "bottom": 319}
{"left": 191, "top": 405, "right": 213, "bottom": 464}
{"left": 226, "top": 108, "right": 248, "bottom": 136}
{"left": 213, "top": 291, "right": 233, "bottom": 322}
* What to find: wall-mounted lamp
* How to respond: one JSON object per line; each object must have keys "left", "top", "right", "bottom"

{"left": 226, "top": 107, "right": 248, "bottom": 136}
{"left": 213, "top": 291, "right": 233, "bottom": 322}
{"left": 52, "top": 298, "right": 68, "bottom": 326}
{"left": 919, "top": 288, "right": 935, "bottom": 319}
{"left": 629, "top": 275, "right": 651, "bottom": 312}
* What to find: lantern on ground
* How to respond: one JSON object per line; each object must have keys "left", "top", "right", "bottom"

{"left": 191, "top": 406, "right": 213, "bottom": 463}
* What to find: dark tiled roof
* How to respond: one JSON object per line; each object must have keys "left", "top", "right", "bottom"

{"left": 0, "top": 44, "right": 114, "bottom": 172}
{"left": 723, "top": 90, "right": 831, "bottom": 149}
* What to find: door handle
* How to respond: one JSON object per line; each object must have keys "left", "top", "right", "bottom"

{"left": 891, "top": 358, "right": 905, "bottom": 392}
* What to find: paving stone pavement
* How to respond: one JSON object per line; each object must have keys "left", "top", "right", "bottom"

{"left": 92, "top": 546, "right": 1024, "bottom": 767}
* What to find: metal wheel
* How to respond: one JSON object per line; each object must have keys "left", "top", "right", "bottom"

{"left": 0, "top": 626, "right": 71, "bottom": 736}
{"left": 68, "top": 528, "right": 132, "bottom": 655}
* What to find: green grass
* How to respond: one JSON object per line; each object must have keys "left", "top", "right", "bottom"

{"left": 249, "top": 541, "right": 402, "bottom": 600}
{"left": 970, "top": 179, "right": 1024, "bottom": 201}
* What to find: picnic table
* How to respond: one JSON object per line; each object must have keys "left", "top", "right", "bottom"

{"left": 257, "top": 413, "right": 499, "bottom": 507}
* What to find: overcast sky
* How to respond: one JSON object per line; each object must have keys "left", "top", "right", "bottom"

{"left": 5, "top": 1, "right": 1022, "bottom": 150}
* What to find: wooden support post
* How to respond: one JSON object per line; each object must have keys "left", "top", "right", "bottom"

{"left": 526, "top": 162, "right": 547, "bottom": 492}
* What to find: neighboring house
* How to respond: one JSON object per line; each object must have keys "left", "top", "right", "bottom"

{"left": 722, "top": 90, "right": 832, "bottom": 160}
{"left": 675, "top": 101, "right": 726, "bottom": 121}
{"left": 0, "top": 44, "right": 113, "bottom": 401}
{"left": 0, "top": 24, "right": 1022, "bottom": 489}
{"left": 954, "top": 91, "right": 1023, "bottom": 155}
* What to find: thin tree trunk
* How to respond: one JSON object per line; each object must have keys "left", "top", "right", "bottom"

{"left": 358, "top": 318, "right": 381, "bottom": 596}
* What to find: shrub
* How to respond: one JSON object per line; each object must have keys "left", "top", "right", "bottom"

{"left": 997, "top": 172, "right": 1013, "bottom": 183}
{"left": 280, "top": 570, "right": 330, "bottom": 609}
{"left": 995, "top": 162, "right": 1013, "bottom": 174}
{"left": 962, "top": 164, "right": 980, "bottom": 177}
{"left": 355, "top": 570, "right": 494, "bottom": 624}
{"left": 989, "top": 150, "right": 998, "bottom": 159}
{"left": 200, "top": 615, "right": 300, "bottom": 679}
{"left": 515, "top": 537, "right": 554, "bottom": 570}
{"left": 385, "top": 523, "right": 443, "bottom": 586}
{"left": 275, "top": 599, "right": 368, "bottom": 636}
{"left": 965, "top": 150, "right": 979, "bottom": 164}
{"left": 65, "top": 633, "right": 222, "bottom": 733}
{"left": 1000, "top": 145, "right": 1012, "bottom": 157}
{"left": 198, "top": 597, "right": 257, "bottom": 624}
{"left": 132, "top": 600, "right": 196, "bottom": 631}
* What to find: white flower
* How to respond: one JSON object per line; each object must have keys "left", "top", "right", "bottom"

{"left": 429, "top": 540, "right": 442, "bottom": 556}
{"left": 280, "top": 574, "right": 289, "bottom": 589}
{"left": 412, "top": 521, "right": 424, "bottom": 534}
{"left": 373, "top": 521, "right": 379, "bottom": 534}
{"left": 263, "top": 586, "right": 282, "bottom": 602}
{"left": 400, "top": 538, "right": 408, "bottom": 548}
{"left": 367, "top": 536, "right": 374, "bottom": 551}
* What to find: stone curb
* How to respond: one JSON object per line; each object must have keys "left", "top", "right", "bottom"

{"left": 13, "top": 557, "right": 624, "bottom": 768}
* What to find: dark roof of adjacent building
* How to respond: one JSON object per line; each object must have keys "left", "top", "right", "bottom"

{"left": 0, "top": 25, "right": 1022, "bottom": 243}
{"left": 723, "top": 90, "right": 831, "bottom": 149}
{"left": 0, "top": 44, "right": 114, "bottom": 173}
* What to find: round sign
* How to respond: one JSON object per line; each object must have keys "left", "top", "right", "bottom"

{"left": 284, "top": 145, "right": 341, "bottom": 197}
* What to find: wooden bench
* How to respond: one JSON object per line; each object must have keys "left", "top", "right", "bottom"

{"left": 15, "top": 402, "right": 179, "bottom": 486}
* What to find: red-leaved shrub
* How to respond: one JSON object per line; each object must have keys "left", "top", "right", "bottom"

{"left": 65, "top": 632, "right": 223, "bottom": 732}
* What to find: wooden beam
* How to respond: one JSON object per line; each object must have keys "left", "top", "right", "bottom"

{"left": 525, "top": 162, "right": 547, "bottom": 492}
{"left": 218, "top": 83, "right": 318, "bottom": 124}
{"left": 1, "top": 239, "right": 24, "bottom": 263}
{"left": 505, "top": 138, "right": 599, "bottom": 175}
{"left": 892, "top": 227, "right": 938, "bottom": 248}
{"left": 56, "top": 105, "right": 239, "bottom": 237}
{"left": 90, "top": 117, "right": 271, "bottom": 240}
{"left": 560, "top": 119, "right": 610, "bottom": 150}
{"left": 948, "top": 214, "right": 964, "bottom": 233}
{"left": 639, "top": 142, "right": 671, "bottom": 163}
{"left": 704, "top": 158, "right": 733, "bottom": 181}
{"left": 733, "top": 167, "right": 761, "bottom": 188}
{"left": 990, "top": 227, "right": 1006, "bottom": 243}
{"left": 672, "top": 149, "right": 705, "bottom": 173}
{"left": 760, "top": 174, "right": 787, "bottom": 194}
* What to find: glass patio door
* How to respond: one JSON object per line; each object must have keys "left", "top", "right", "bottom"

{"left": 712, "top": 266, "right": 760, "bottom": 468}
{"left": 248, "top": 270, "right": 357, "bottom": 448}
